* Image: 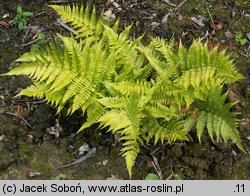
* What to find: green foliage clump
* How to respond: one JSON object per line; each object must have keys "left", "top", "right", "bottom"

{"left": 54, "top": 173, "right": 67, "bottom": 180}
{"left": 2, "top": 4, "right": 244, "bottom": 178}
{"left": 235, "top": 31, "right": 248, "bottom": 45}
{"left": 13, "top": 5, "right": 33, "bottom": 29}
{"left": 145, "top": 173, "right": 160, "bottom": 180}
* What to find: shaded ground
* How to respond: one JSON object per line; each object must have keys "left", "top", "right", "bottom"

{"left": 0, "top": 0, "right": 250, "bottom": 180}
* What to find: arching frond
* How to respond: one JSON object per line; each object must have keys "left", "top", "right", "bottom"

{"left": 78, "top": 99, "right": 105, "bottom": 132}
{"left": 194, "top": 87, "right": 242, "bottom": 150}
{"left": 49, "top": 4, "right": 104, "bottom": 40}
{"left": 14, "top": 82, "right": 46, "bottom": 99}
{"left": 98, "top": 91, "right": 144, "bottom": 178}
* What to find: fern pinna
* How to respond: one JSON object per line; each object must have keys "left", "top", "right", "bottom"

{"left": 2, "top": 4, "right": 244, "bottom": 178}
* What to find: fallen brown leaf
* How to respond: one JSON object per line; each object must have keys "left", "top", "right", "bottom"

{"left": 29, "top": 172, "right": 41, "bottom": 178}
{"left": 0, "top": 134, "right": 6, "bottom": 141}
{"left": 106, "top": 174, "right": 123, "bottom": 180}
{"left": 46, "top": 119, "right": 62, "bottom": 139}
{"left": 0, "top": 21, "right": 9, "bottom": 28}
{"left": 211, "top": 21, "right": 223, "bottom": 31}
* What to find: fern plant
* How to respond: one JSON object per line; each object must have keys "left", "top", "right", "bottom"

{"left": 2, "top": 4, "right": 244, "bottom": 178}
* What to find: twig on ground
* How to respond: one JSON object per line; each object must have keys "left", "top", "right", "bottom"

{"left": 21, "top": 38, "right": 40, "bottom": 47}
{"left": 161, "top": 0, "right": 188, "bottom": 23}
{"left": 3, "top": 111, "right": 34, "bottom": 129}
{"left": 17, "top": 99, "right": 47, "bottom": 104}
{"left": 151, "top": 155, "right": 163, "bottom": 180}
{"left": 57, "top": 19, "right": 76, "bottom": 34}
{"left": 12, "top": 29, "right": 23, "bottom": 40}
{"left": 200, "top": 31, "right": 209, "bottom": 41}
{"left": 162, "top": 0, "right": 176, "bottom": 7}
{"left": 206, "top": 7, "right": 214, "bottom": 26}
{"left": 174, "top": 0, "right": 188, "bottom": 11}
{"left": 150, "top": 148, "right": 163, "bottom": 180}
{"left": 150, "top": 147, "right": 160, "bottom": 155}
{"left": 222, "top": 35, "right": 235, "bottom": 43}
{"left": 33, "top": 11, "right": 46, "bottom": 18}
{"left": 49, "top": 0, "right": 69, "bottom": 4}
{"left": 238, "top": 51, "right": 249, "bottom": 58}
{"left": 232, "top": 9, "right": 244, "bottom": 27}
{"left": 56, "top": 147, "right": 96, "bottom": 169}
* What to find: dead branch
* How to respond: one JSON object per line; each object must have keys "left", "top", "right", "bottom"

{"left": 57, "top": 19, "right": 76, "bottom": 34}
{"left": 4, "top": 112, "right": 34, "bottom": 129}
{"left": 21, "top": 38, "right": 40, "bottom": 47}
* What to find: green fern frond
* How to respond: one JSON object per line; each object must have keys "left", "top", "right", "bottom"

{"left": 196, "top": 111, "right": 207, "bottom": 142}
{"left": 98, "top": 91, "right": 143, "bottom": 177}
{"left": 151, "top": 37, "right": 178, "bottom": 68}
{"left": 50, "top": 70, "right": 78, "bottom": 93}
{"left": 4, "top": 32, "right": 120, "bottom": 117}
{"left": 149, "top": 118, "right": 189, "bottom": 145}
{"left": 14, "top": 82, "right": 46, "bottom": 98}
{"left": 78, "top": 100, "right": 105, "bottom": 132}
{"left": 106, "top": 80, "right": 151, "bottom": 97}
{"left": 182, "top": 90, "right": 196, "bottom": 108}
{"left": 183, "top": 117, "right": 196, "bottom": 132}
{"left": 70, "top": 84, "right": 96, "bottom": 114}
{"left": 194, "top": 88, "right": 243, "bottom": 149}
{"left": 62, "top": 78, "right": 86, "bottom": 103}
{"left": 49, "top": 4, "right": 104, "bottom": 39}
{"left": 99, "top": 109, "right": 131, "bottom": 133}
{"left": 129, "top": 56, "right": 152, "bottom": 80}
{"left": 208, "top": 47, "right": 244, "bottom": 81}
{"left": 145, "top": 104, "right": 177, "bottom": 119}
{"left": 178, "top": 66, "right": 222, "bottom": 90}
{"left": 137, "top": 44, "right": 165, "bottom": 73}
{"left": 99, "top": 113, "right": 142, "bottom": 180}
{"left": 120, "top": 139, "right": 140, "bottom": 178}
{"left": 103, "top": 25, "right": 145, "bottom": 82}
{"left": 206, "top": 112, "right": 215, "bottom": 142}
{"left": 178, "top": 40, "right": 188, "bottom": 71}
{"left": 45, "top": 89, "right": 66, "bottom": 112}
{"left": 187, "top": 40, "right": 204, "bottom": 70}
{"left": 98, "top": 97, "right": 127, "bottom": 109}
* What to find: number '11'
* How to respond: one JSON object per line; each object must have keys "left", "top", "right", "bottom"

{"left": 236, "top": 184, "right": 245, "bottom": 192}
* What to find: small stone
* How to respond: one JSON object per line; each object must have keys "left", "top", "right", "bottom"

{"left": 162, "top": 14, "right": 170, "bottom": 23}
{"left": 26, "top": 134, "right": 34, "bottom": 143}
{"left": 0, "top": 134, "right": 6, "bottom": 141}
{"left": 112, "top": 2, "right": 121, "bottom": 10}
{"left": 191, "top": 15, "right": 205, "bottom": 27}
{"left": 231, "top": 150, "right": 237, "bottom": 157}
{"left": 104, "top": 9, "right": 116, "bottom": 21}
{"left": 225, "top": 31, "right": 233, "bottom": 38}
{"left": 106, "top": 174, "right": 123, "bottom": 180}
{"left": 78, "top": 143, "right": 89, "bottom": 156}
{"left": 2, "top": 14, "right": 9, "bottom": 19}
{"left": 29, "top": 172, "right": 41, "bottom": 178}
{"left": 151, "top": 22, "right": 160, "bottom": 29}
{"left": 102, "top": 159, "right": 109, "bottom": 166}
{"left": 247, "top": 32, "right": 250, "bottom": 41}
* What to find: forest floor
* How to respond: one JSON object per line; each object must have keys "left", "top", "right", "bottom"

{"left": 0, "top": 0, "right": 250, "bottom": 180}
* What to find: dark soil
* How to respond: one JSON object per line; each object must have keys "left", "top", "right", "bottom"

{"left": 0, "top": 0, "right": 250, "bottom": 180}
